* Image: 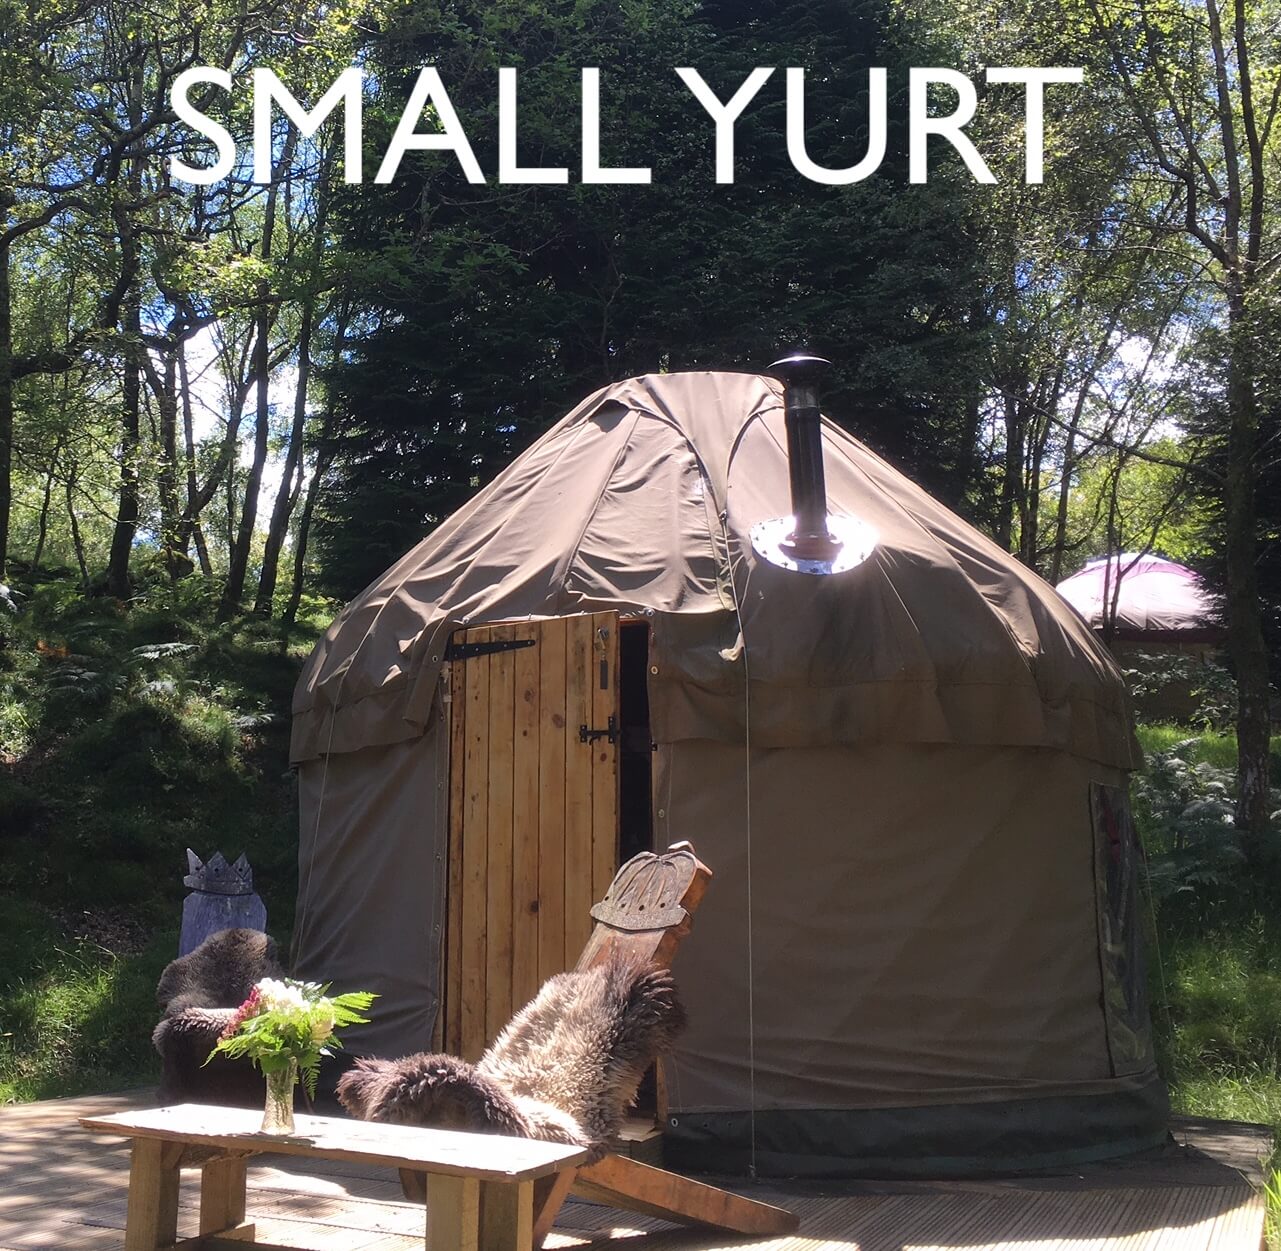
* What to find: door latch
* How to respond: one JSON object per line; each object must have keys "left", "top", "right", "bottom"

{"left": 579, "top": 715, "right": 619, "bottom": 745}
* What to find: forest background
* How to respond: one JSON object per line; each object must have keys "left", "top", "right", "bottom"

{"left": 1, "top": 0, "right": 1280, "bottom": 1208}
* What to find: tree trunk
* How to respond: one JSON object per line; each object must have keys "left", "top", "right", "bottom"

{"left": 0, "top": 203, "right": 13, "bottom": 578}
{"left": 218, "top": 311, "right": 270, "bottom": 620}
{"left": 1048, "top": 391, "right": 1087, "bottom": 584}
{"left": 996, "top": 390, "right": 1022, "bottom": 551}
{"left": 1223, "top": 285, "right": 1272, "bottom": 847}
{"left": 31, "top": 437, "right": 60, "bottom": 569}
{"left": 254, "top": 298, "right": 313, "bottom": 615}
{"left": 281, "top": 448, "right": 329, "bottom": 633}
{"left": 65, "top": 464, "right": 87, "bottom": 582}
{"left": 106, "top": 272, "right": 142, "bottom": 598}
{"left": 105, "top": 71, "right": 144, "bottom": 601}
{"left": 156, "top": 349, "right": 181, "bottom": 577}
{"left": 218, "top": 133, "right": 295, "bottom": 622}
{"left": 256, "top": 154, "right": 329, "bottom": 617}
{"left": 177, "top": 339, "right": 213, "bottom": 576}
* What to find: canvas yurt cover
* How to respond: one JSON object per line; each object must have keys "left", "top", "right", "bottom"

{"left": 292, "top": 370, "right": 1166, "bottom": 1176}
{"left": 1057, "top": 554, "right": 1222, "bottom": 641}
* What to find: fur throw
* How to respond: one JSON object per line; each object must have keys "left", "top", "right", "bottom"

{"left": 155, "top": 927, "right": 282, "bottom": 1017}
{"left": 152, "top": 928, "right": 283, "bottom": 1105}
{"left": 337, "top": 953, "right": 684, "bottom": 1160}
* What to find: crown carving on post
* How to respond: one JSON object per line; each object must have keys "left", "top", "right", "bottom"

{"left": 183, "top": 849, "right": 254, "bottom": 896}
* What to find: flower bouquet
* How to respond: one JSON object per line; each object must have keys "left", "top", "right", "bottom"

{"left": 208, "top": 978, "right": 376, "bottom": 1134}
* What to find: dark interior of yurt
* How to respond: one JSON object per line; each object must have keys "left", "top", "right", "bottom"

{"left": 292, "top": 361, "right": 1167, "bottom": 1178}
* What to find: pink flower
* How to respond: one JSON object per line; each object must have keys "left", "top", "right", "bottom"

{"left": 221, "top": 986, "right": 263, "bottom": 1039}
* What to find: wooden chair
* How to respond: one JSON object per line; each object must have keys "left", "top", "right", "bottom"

{"left": 510, "top": 841, "right": 797, "bottom": 1244}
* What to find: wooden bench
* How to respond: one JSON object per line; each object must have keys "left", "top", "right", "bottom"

{"left": 80, "top": 1102, "right": 587, "bottom": 1251}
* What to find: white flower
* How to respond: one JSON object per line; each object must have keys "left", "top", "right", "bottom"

{"left": 255, "top": 978, "right": 309, "bottom": 1014}
{"left": 310, "top": 1000, "right": 335, "bottom": 1044}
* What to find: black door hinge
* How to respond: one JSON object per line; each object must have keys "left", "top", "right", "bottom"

{"left": 445, "top": 637, "right": 536, "bottom": 662}
{"left": 579, "top": 715, "right": 619, "bottom": 745}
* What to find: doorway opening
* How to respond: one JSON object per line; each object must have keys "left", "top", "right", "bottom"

{"left": 619, "top": 619, "right": 654, "bottom": 863}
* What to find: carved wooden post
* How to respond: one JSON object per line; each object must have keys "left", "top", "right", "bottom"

{"left": 179, "top": 850, "right": 267, "bottom": 956}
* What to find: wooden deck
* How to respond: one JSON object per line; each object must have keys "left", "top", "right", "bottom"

{"left": 0, "top": 1091, "right": 1268, "bottom": 1250}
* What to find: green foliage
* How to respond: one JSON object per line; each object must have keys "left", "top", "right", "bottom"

{"left": 1122, "top": 652, "right": 1238, "bottom": 732}
{"left": 1133, "top": 728, "right": 1281, "bottom": 911}
{"left": 318, "top": 0, "right": 991, "bottom": 594}
{"left": 1056, "top": 444, "right": 1212, "bottom": 576}
{"left": 1137, "top": 725, "right": 1281, "bottom": 1166}
{"left": 1265, "top": 1169, "right": 1281, "bottom": 1251}
{"left": 210, "top": 980, "right": 375, "bottom": 1099}
{"left": 0, "top": 573, "right": 333, "bottom": 1102}
{"left": 0, "top": 905, "right": 175, "bottom": 1102}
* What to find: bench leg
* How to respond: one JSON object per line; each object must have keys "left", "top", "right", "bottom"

{"left": 124, "top": 1139, "right": 182, "bottom": 1251}
{"left": 480, "top": 1179, "right": 533, "bottom": 1251}
{"left": 199, "top": 1156, "right": 249, "bottom": 1237}
{"left": 400, "top": 1167, "right": 428, "bottom": 1204}
{"left": 532, "top": 1169, "right": 576, "bottom": 1248}
{"left": 426, "top": 1174, "right": 480, "bottom": 1251}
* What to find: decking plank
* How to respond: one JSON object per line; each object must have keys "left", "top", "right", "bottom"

{"left": 0, "top": 1093, "right": 1266, "bottom": 1251}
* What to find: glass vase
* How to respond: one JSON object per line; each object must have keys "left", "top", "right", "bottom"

{"left": 260, "top": 1058, "right": 298, "bottom": 1135}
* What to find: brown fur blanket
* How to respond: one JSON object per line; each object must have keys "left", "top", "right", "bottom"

{"left": 337, "top": 952, "right": 684, "bottom": 1159}
{"left": 152, "top": 928, "right": 283, "bottom": 1105}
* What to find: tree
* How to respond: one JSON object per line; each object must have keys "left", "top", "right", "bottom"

{"left": 318, "top": 0, "right": 989, "bottom": 595}
{"left": 1072, "top": 0, "right": 1279, "bottom": 847}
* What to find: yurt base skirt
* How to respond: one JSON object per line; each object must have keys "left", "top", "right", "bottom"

{"left": 664, "top": 1075, "right": 1170, "bottom": 1178}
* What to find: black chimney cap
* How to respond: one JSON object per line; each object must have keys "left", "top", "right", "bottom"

{"left": 768, "top": 351, "right": 832, "bottom": 387}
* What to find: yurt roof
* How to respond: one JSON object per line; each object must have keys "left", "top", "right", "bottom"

{"left": 293, "top": 371, "right": 1138, "bottom": 769}
{"left": 1056, "top": 553, "right": 1221, "bottom": 638}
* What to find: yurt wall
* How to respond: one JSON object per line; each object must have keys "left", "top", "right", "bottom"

{"left": 292, "top": 369, "right": 1166, "bottom": 1176}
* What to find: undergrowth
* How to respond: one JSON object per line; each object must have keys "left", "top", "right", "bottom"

{"left": 0, "top": 572, "right": 333, "bottom": 1100}
{"left": 1134, "top": 723, "right": 1281, "bottom": 1240}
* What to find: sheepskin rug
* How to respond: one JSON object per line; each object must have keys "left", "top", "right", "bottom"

{"left": 152, "top": 927, "right": 283, "bottom": 1105}
{"left": 337, "top": 951, "right": 685, "bottom": 1159}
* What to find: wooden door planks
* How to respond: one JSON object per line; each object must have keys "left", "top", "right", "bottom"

{"left": 512, "top": 632, "right": 542, "bottom": 1014}
{"left": 443, "top": 657, "right": 468, "bottom": 1056}
{"left": 460, "top": 640, "right": 491, "bottom": 1061}
{"left": 535, "top": 618, "right": 569, "bottom": 984}
{"left": 444, "top": 613, "right": 621, "bottom": 1062}
{"left": 485, "top": 623, "right": 517, "bottom": 1044}
{"left": 590, "top": 618, "right": 620, "bottom": 907}
{"left": 562, "top": 614, "right": 595, "bottom": 961}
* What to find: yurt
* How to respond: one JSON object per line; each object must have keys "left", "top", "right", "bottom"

{"left": 1056, "top": 553, "right": 1222, "bottom": 644}
{"left": 291, "top": 367, "right": 1166, "bottom": 1177}
{"left": 1057, "top": 554, "right": 1225, "bottom": 722}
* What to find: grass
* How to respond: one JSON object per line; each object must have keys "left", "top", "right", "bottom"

{"left": 0, "top": 900, "right": 175, "bottom": 1101}
{"left": 1135, "top": 722, "right": 1245, "bottom": 771}
{"left": 1134, "top": 723, "right": 1281, "bottom": 1242}
{"left": 0, "top": 572, "right": 332, "bottom": 1101}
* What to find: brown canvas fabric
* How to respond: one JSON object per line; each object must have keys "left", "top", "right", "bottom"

{"left": 292, "top": 370, "right": 1159, "bottom": 1157}
{"left": 292, "top": 372, "right": 1138, "bottom": 771}
{"left": 294, "top": 712, "right": 448, "bottom": 1059}
{"left": 653, "top": 741, "right": 1151, "bottom": 1113}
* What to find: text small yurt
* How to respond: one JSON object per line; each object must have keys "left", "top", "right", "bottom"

{"left": 292, "top": 368, "right": 1166, "bottom": 1176}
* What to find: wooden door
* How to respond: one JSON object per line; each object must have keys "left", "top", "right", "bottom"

{"left": 439, "top": 612, "right": 620, "bottom": 1060}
